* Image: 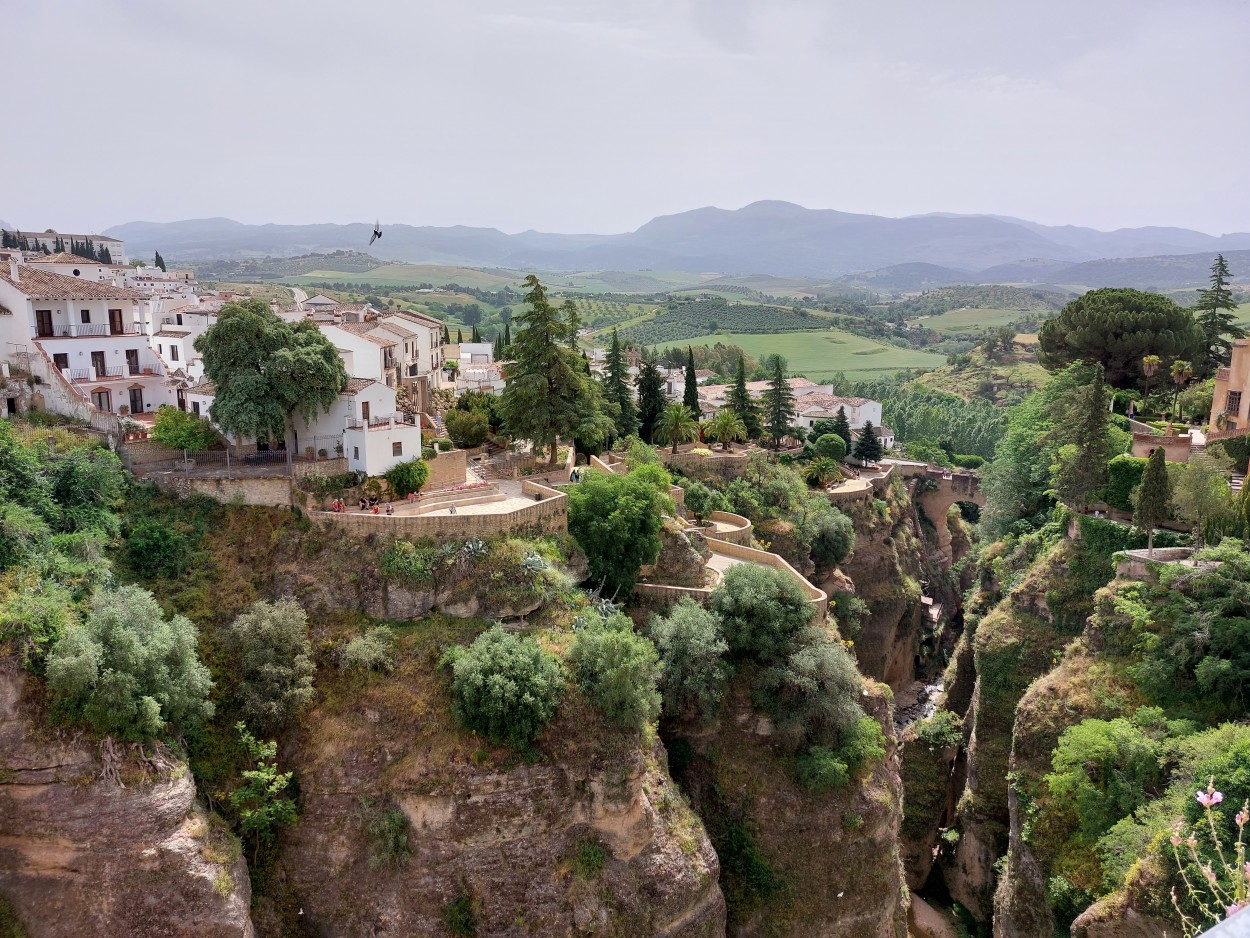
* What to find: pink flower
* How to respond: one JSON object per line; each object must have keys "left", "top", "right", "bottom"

{"left": 1239, "top": 809, "right": 1249, "bottom": 827}
{"left": 1206, "top": 865, "right": 1219, "bottom": 885}
{"left": 1229, "top": 902, "right": 1247, "bottom": 919}
{"left": 1199, "top": 789, "right": 1225, "bottom": 809}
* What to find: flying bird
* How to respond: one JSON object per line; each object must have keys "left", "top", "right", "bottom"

{"left": 369, "top": 219, "right": 382, "bottom": 245}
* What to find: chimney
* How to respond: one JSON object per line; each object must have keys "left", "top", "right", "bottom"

{"left": 8, "top": 258, "right": 17, "bottom": 282}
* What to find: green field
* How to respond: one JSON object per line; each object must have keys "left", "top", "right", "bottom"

{"left": 655, "top": 330, "right": 947, "bottom": 379}
{"left": 280, "top": 264, "right": 522, "bottom": 289}
{"left": 905, "top": 306, "right": 1051, "bottom": 336}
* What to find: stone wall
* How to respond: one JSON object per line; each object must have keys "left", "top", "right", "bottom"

{"left": 700, "top": 511, "right": 753, "bottom": 547}
{"left": 148, "top": 473, "right": 294, "bottom": 507}
{"left": 425, "top": 448, "right": 467, "bottom": 489}
{"left": 291, "top": 456, "right": 347, "bottom": 479}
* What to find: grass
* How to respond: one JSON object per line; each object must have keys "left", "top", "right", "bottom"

{"left": 280, "top": 264, "right": 520, "bottom": 290}
{"left": 202, "top": 281, "right": 294, "bottom": 305}
{"left": 906, "top": 306, "right": 1052, "bottom": 337}
{"left": 655, "top": 329, "right": 947, "bottom": 379}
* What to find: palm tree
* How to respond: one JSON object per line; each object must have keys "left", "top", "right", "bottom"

{"left": 1170, "top": 359, "right": 1193, "bottom": 424}
{"left": 803, "top": 457, "right": 841, "bottom": 489}
{"left": 1141, "top": 355, "right": 1162, "bottom": 415}
{"left": 655, "top": 403, "right": 699, "bottom": 455}
{"left": 704, "top": 411, "right": 747, "bottom": 452}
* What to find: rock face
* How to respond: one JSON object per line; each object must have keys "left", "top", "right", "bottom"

{"left": 271, "top": 636, "right": 725, "bottom": 938}
{"left": 639, "top": 520, "right": 711, "bottom": 588}
{"left": 0, "top": 659, "right": 254, "bottom": 938}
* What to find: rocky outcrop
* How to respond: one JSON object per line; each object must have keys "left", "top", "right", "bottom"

{"left": 0, "top": 659, "right": 253, "bottom": 938}
{"left": 639, "top": 520, "right": 711, "bottom": 588}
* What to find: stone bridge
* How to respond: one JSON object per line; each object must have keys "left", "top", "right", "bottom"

{"left": 914, "top": 467, "right": 985, "bottom": 561}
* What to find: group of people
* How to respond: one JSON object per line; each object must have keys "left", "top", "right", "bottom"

{"left": 327, "top": 496, "right": 392, "bottom": 515}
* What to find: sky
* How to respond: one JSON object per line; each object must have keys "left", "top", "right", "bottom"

{"left": 4, "top": 0, "right": 1249, "bottom": 236}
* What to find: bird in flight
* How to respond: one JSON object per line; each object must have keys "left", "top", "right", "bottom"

{"left": 369, "top": 219, "right": 382, "bottom": 245}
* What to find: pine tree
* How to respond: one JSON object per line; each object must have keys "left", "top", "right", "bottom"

{"left": 759, "top": 356, "right": 796, "bottom": 449}
{"left": 155, "top": 250, "right": 167, "bottom": 272}
{"left": 636, "top": 351, "right": 666, "bottom": 444}
{"left": 682, "top": 347, "right": 700, "bottom": 415}
{"left": 1049, "top": 369, "right": 1111, "bottom": 512}
{"left": 854, "top": 421, "right": 883, "bottom": 462}
{"left": 504, "top": 322, "right": 512, "bottom": 347}
{"left": 831, "top": 406, "right": 853, "bottom": 448}
{"left": 726, "top": 354, "right": 760, "bottom": 438}
{"left": 1195, "top": 254, "right": 1245, "bottom": 377}
{"left": 563, "top": 299, "right": 581, "bottom": 349}
{"left": 603, "top": 329, "right": 638, "bottom": 439}
{"left": 99, "top": 246, "right": 112, "bottom": 264}
{"left": 1133, "top": 445, "right": 1172, "bottom": 556}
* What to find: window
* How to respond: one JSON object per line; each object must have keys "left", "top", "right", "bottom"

{"left": 353, "top": 446, "right": 360, "bottom": 460}
{"left": 53, "top": 353, "right": 69, "bottom": 370}
{"left": 170, "top": 346, "right": 179, "bottom": 361}
{"left": 191, "top": 401, "right": 200, "bottom": 416}
{"left": 176, "top": 314, "right": 183, "bottom": 326}
{"left": 1229, "top": 391, "right": 1243, "bottom": 414}
{"left": 80, "top": 309, "right": 91, "bottom": 323}
{"left": 392, "top": 442, "right": 403, "bottom": 457}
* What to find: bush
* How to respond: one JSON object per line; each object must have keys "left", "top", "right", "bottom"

{"left": 810, "top": 507, "right": 854, "bottom": 568}
{"left": 440, "top": 627, "right": 565, "bottom": 747}
{"left": 151, "top": 404, "right": 219, "bottom": 451}
{"left": 812, "top": 433, "right": 847, "bottom": 461}
{"left": 445, "top": 409, "right": 489, "bottom": 448}
{"left": 567, "top": 467, "right": 672, "bottom": 596}
{"left": 368, "top": 807, "right": 412, "bottom": 868}
{"left": 0, "top": 502, "right": 51, "bottom": 571}
{"left": 227, "top": 598, "right": 316, "bottom": 734}
{"left": 795, "top": 746, "right": 850, "bottom": 792}
{"left": 710, "top": 564, "right": 813, "bottom": 665}
{"left": 437, "top": 438, "right": 454, "bottom": 452}
{"left": 649, "top": 597, "right": 730, "bottom": 720}
{"left": 1101, "top": 454, "right": 1147, "bottom": 512}
{"left": 571, "top": 838, "right": 608, "bottom": 878}
{"left": 45, "top": 584, "right": 214, "bottom": 740}
{"left": 950, "top": 454, "right": 985, "bottom": 469}
{"left": 683, "top": 480, "right": 727, "bottom": 525}
{"left": 441, "top": 892, "right": 477, "bottom": 936}
{"left": 339, "top": 626, "right": 396, "bottom": 672}
{"left": 383, "top": 458, "right": 429, "bottom": 498}
{"left": 755, "top": 635, "right": 867, "bottom": 750}
{"left": 125, "top": 519, "right": 192, "bottom": 578}
{"left": 837, "top": 715, "right": 887, "bottom": 777}
{"left": 914, "top": 709, "right": 964, "bottom": 750}
{"left": 568, "top": 616, "right": 661, "bottom": 730}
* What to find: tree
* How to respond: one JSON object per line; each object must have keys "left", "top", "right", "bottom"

{"left": 1133, "top": 446, "right": 1172, "bottom": 556}
{"left": 759, "top": 356, "right": 796, "bottom": 448}
{"left": 854, "top": 421, "right": 883, "bottom": 462}
{"left": 441, "top": 324, "right": 450, "bottom": 344}
{"left": 462, "top": 304, "right": 483, "bottom": 327}
{"left": 195, "top": 299, "right": 347, "bottom": 447}
{"left": 1170, "top": 359, "right": 1193, "bottom": 421}
{"left": 504, "top": 322, "right": 512, "bottom": 348}
{"left": 649, "top": 597, "right": 729, "bottom": 721}
{"left": 456, "top": 329, "right": 463, "bottom": 344}
{"left": 1048, "top": 369, "right": 1111, "bottom": 512}
{"left": 1037, "top": 289, "right": 1204, "bottom": 388}
{"left": 46, "top": 585, "right": 214, "bottom": 740}
{"left": 567, "top": 465, "right": 672, "bottom": 596}
{"left": 726, "top": 354, "right": 761, "bottom": 438}
{"left": 230, "top": 722, "right": 298, "bottom": 862}
{"left": 498, "top": 276, "right": 603, "bottom": 468}
{"left": 683, "top": 347, "right": 700, "bottom": 414}
{"left": 803, "top": 457, "right": 841, "bottom": 488}
{"left": 1172, "top": 452, "right": 1235, "bottom": 547}
{"left": 813, "top": 433, "right": 847, "bottom": 461}
{"left": 1141, "top": 355, "right": 1162, "bottom": 412}
{"left": 1195, "top": 255, "right": 1245, "bottom": 377}
{"left": 830, "top": 406, "right": 853, "bottom": 449}
{"left": 384, "top": 458, "right": 430, "bottom": 497}
{"left": 602, "top": 330, "right": 638, "bottom": 439}
{"left": 154, "top": 250, "right": 166, "bottom": 272}
{"left": 635, "top": 352, "right": 667, "bottom": 444}
{"left": 654, "top": 403, "right": 699, "bottom": 455}
{"left": 445, "top": 408, "right": 489, "bottom": 447}
{"left": 683, "top": 479, "right": 727, "bottom": 524}
{"left": 440, "top": 627, "right": 565, "bottom": 747}
{"left": 563, "top": 299, "right": 581, "bottom": 348}
{"left": 704, "top": 410, "right": 747, "bottom": 452}
{"left": 470, "top": 325, "right": 481, "bottom": 343}
{"left": 151, "top": 404, "right": 219, "bottom": 451}
{"left": 710, "top": 564, "right": 812, "bottom": 665}
{"left": 568, "top": 616, "right": 661, "bottom": 730}
{"left": 227, "top": 598, "right": 315, "bottom": 734}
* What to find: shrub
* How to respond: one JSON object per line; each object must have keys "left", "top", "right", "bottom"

{"left": 125, "top": 519, "right": 192, "bottom": 578}
{"left": 440, "top": 627, "right": 565, "bottom": 747}
{"left": 813, "top": 433, "right": 847, "bottom": 461}
{"left": 568, "top": 616, "right": 661, "bottom": 730}
{"left": 755, "top": 635, "right": 867, "bottom": 750}
{"left": 710, "top": 564, "right": 813, "bottom": 664}
{"left": 951, "top": 453, "right": 985, "bottom": 469}
{"left": 339, "top": 626, "right": 396, "bottom": 672}
{"left": 383, "top": 458, "right": 429, "bottom": 498}
{"left": 437, "top": 438, "right": 454, "bottom": 452}
{"left": 810, "top": 507, "right": 854, "bottom": 568}
{"left": 649, "top": 597, "right": 730, "bottom": 720}
{"left": 1102, "top": 454, "right": 1147, "bottom": 512}
{"left": 837, "top": 715, "right": 888, "bottom": 777}
{"left": 227, "top": 598, "right": 316, "bottom": 734}
{"left": 0, "top": 581, "right": 74, "bottom": 673}
{"left": 683, "top": 480, "right": 727, "bottom": 524}
{"left": 45, "top": 584, "right": 214, "bottom": 740}
{"left": 571, "top": 838, "right": 609, "bottom": 878}
{"left": 795, "top": 746, "right": 850, "bottom": 792}
{"left": 151, "top": 404, "right": 219, "bottom": 451}
{"left": 230, "top": 722, "right": 297, "bottom": 862}
{"left": 0, "top": 502, "right": 50, "bottom": 571}
{"left": 567, "top": 467, "right": 672, "bottom": 596}
{"left": 914, "top": 709, "right": 964, "bottom": 750}
{"left": 441, "top": 892, "right": 477, "bottom": 936}
{"left": 368, "top": 807, "right": 412, "bottom": 868}
{"left": 445, "top": 409, "right": 489, "bottom": 448}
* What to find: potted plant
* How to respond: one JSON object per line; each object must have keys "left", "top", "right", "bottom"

{"left": 318, "top": 448, "right": 328, "bottom": 460}
{"left": 304, "top": 446, "right": 315, "bottom": 461}
{"left": 335, "top": 443, "right": 344, "bottom": 458}
{"left": 119, "top": 405, "right": 129, "bottom": 416}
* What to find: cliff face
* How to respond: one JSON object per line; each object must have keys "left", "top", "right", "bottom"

{"left": 671, "top": 679, "right": 908, "bottom": 938}
{"left": 266, "top": 619, "right": 724, "bottom": 938}
{"left": 0, "top": 659, "right": 254, "bottom": 938}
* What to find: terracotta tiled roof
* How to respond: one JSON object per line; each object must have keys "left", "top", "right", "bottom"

{"left": 342, "top": 377, "right": 377, "bottom": 395}
{"left": 187, "top": 381, "right": 217, "bottom": 396}
{"left": 154, "top": 330, "right": 190, "bottom": 338}
{"left": 796, "top": 393, "right": 874, "bottom": 412}
{"left": 0, "top": 265, "right": 142, "bottom": 301}
{"left": 27, "top": 252, "right": 104, "bottom": 266}
{"left": 323, "top": 322, "right": 396, "bottom": 346}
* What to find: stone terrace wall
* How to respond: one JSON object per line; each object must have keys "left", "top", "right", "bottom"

{"left": 425, "top": 448, "right": 467, "bottom": 489}
{"left": 700, "top": 511, "right": 753, "bottom": 547}
{"left": 149, "top": 472, "right": 294, "bottom": 507}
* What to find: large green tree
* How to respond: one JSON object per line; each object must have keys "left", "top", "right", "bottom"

{"left": 635, "top": 351, "right": 666, "bottom": 444}
{"left": 567, "top": 464, "right": 673, "bottom": 596}
{"left": 1037, "top": 289, "right": 1204, "bottom": 388}
{"left": 654, "top": 403, "right": 699, "bottom": 455}
{"left": 830, "top": 406, "right": 853, "bottom": 449}
{"left": 683, "top": 347, "right": 700, "bottom": 414}
{"left": 726, "top": 353, "right": 761, "bottom": 438}
{"left": 853, "top": 421, "right": 883, "bottom": 462}
{"left": 759, "top": 355, "right": 796, "bottom": 448}
{"left": 498, "top": 276, "right": 602, "bottom": 468}
{"left": 1048, "top": 368, "right": 1112, "bottom": 512}
{"left": 602, "top": 330, "right": 638, "bottom": 439}
{"left": 1195, "top": 254, "right": 1245, "bottom": 378}
{"left": 195, "top": 299, "right": 347, "bottom": 448}
{"left": 1133, "top": 446, "right": 1172, "bottom": 556}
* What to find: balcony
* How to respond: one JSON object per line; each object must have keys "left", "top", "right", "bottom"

{"left": 40, "top": 323, "right": 141, "bottom": 338}
{"left": 345, "top": 412, "right": 419, "bottom": 430}
{"left": 66, "top": 366, "right": 126, "bottom": 382}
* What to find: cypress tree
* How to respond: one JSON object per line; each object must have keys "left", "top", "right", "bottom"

{"left": 155, "top": 250, "right": 167, "bottom": 272}
{"left": 854, "top": 421, "right": 883, "bottom": 462}
{"left": 1195, "top": 254, "right": 1245, "bottom": 377}
{"left": 441, "top": 324, "right": 450, "bottom": 344}
{"left": 636, "top": 350, "right": 666, "bottom": 444}
{"left": 99, "top": 246, "right": 112, "bottom": 264}
{"left": 456, "top": 329, "right": 463, "bottom": 344}
{"left": 1133, "top": 445, "right": 1172, "bottom": 556}
{"left": 493, "top": 334, "right": 503, "bottom": 360}
{"left": 471, "top": 325, "right": 481, "bottom": 343}
{"left": 504, "top": 322, "right": 511, "bottom": 347}
{"left": 759, "top": 356, "right": 796, "bottom": 449}
{"left": 563, "top": 299, "right": 581, "bottom": 349}
{"left": 726, "top": 353, "right": 760, "bottom": 438}
{"left": 683, "top": 347, "right": 700, "bottom": 414}
{"left": 603, "top": 329, "right": 639, "bottom": 439}
{"left": 831, "top": 406, "right": 853, "bottom": 448}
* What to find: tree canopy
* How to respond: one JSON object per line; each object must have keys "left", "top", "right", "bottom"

{"left": 568, "top": 464, "right": 673, "bottom": 596}
{"left": 1037, "top": 289, "right": 1204, "bottom": 388}
{"left": 602, "top": 329, "right": 638, "bottom": 440}
{"left": 1194, "top": 254, "right": 1245, "bottom": 378}
{"left": 760, "top": 356, "right": 796, "bottom": 447}
{"left": 195, "top": 298, "right": 347, "bottom": 445}
{"left": 635, "top": 351, "right": 666, "bottom": 445}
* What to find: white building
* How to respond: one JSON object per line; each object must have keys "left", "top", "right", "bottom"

{"left": 448, "top": 342, "right": 493, "bottom": 366}
{"left": 791, "top": 394, "right": 884, "bottom": 433}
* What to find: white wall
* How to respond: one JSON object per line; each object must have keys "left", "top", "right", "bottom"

{"left": 344, "top": 422, "right": 423, "bottom": 475}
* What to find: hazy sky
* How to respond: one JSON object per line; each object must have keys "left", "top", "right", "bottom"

{"left": 4, "top": 0, "right": 1248, "bottom": 236}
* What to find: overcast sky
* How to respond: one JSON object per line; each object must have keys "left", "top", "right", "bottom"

{"left": 4, "top": 0, "right": 1248, "bottom": 236}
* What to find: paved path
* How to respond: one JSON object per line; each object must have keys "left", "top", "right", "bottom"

{"left": 290, "top": 285, "right": 308, "bottom": 309}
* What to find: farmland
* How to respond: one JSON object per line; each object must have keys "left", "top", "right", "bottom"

{"left": 656, "top": 330, "right": 947, "bottom": 380}
{"left": 904, "top": 306, "right": 1053, "bottom": 337}
{"left": 621, "top": 299, "right": 830, "bottom": 346}
{"left": 281, "top": 264, "right": 521, "bottom": 290}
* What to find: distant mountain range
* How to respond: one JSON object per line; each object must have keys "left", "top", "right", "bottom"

{"left": 98, "top": 201, "right": 1250, "bottom": 287}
